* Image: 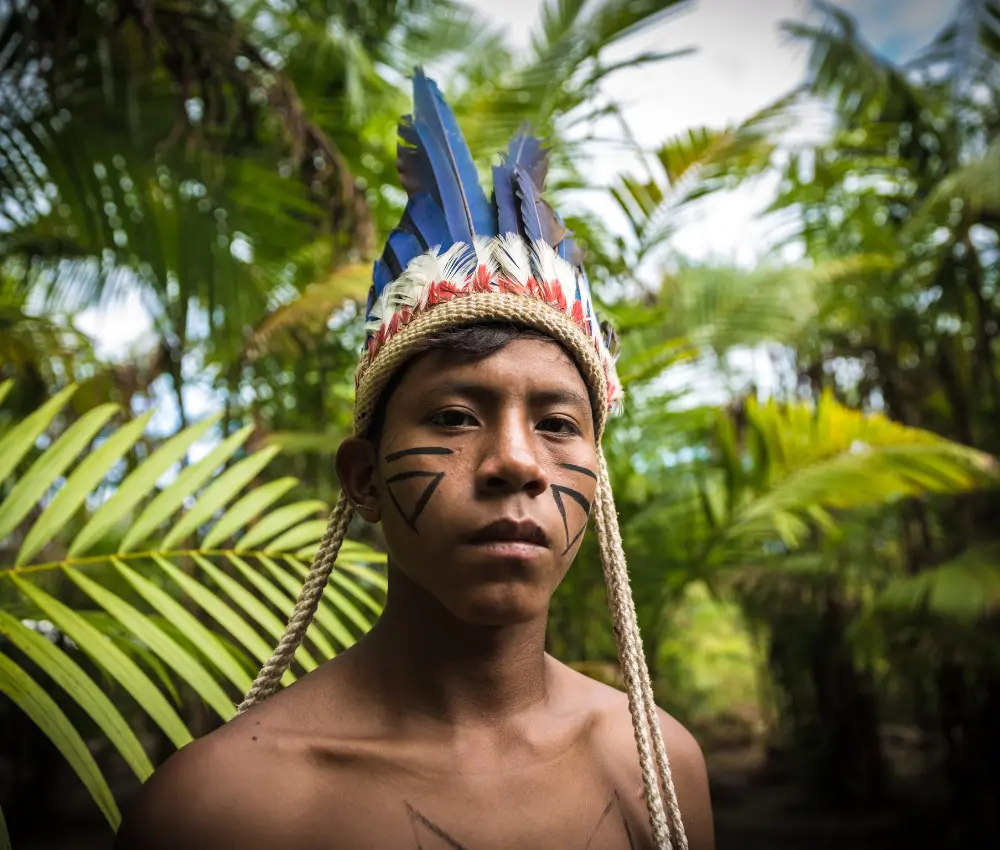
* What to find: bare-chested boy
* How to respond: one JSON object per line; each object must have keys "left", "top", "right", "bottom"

{"left": 114, "top": 71, "right": 714, "bottom": 850}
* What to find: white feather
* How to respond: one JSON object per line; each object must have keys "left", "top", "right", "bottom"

{"left": 552, "top": 253, "right": 576, "bottom": 298}
{"left": 491, "top": 233, "right": 531, "bottom": 284}
{"left": 441, "top": 242, "right": 477, "bottom": 289}
{"left": 472, "top": 235, "right": 495, "bottom": 274}
{"left": 530, "top": 239, "right": 560, "bottom": 287}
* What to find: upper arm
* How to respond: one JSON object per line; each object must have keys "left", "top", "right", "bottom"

{"left": 656, "top": 708, "right": 715, "bottom": 850}
{"left": 114, "top": 738, "right": 275, "bottom": 850}
{"left": 114, "top": 743, "right": 224, "bottom": 850}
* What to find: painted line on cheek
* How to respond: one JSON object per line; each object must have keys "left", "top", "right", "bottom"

{"left": 386, "top": 471, "right": 445, "bottom": 532}
{"left": 551, "top": 484, "right": 592, "bottom": 555}
{"left": 559, "top": 462, "right": 597, "bottom": 480}
{"left": 385, "top": 446, "right": 455, "bottom": 462}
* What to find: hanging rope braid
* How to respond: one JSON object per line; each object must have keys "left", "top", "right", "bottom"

{"left": 236, "top": 494, "right": 354, "bottom": 714}
{"left": 595, "top": 449, "right": 689, "bottom": 850}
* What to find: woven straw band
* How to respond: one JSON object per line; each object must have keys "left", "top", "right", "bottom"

{"left": 353, "top": 291, "right": 611, "bottom": 439}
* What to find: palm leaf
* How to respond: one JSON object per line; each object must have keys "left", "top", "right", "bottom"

{"left": 879, "top": 545, "right": 1000, "bottom": 622}
{"left": 0, "top": 610, "right": 153, "bottom": 780}
{"left": 0, "top": 652, "right": 119, "bottom": 828}
{"left": 0, "top": 387, "right": 385, "bottom": 829}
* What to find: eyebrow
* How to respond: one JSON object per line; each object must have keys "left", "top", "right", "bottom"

{"left": 422, "top": 380, "right": 592, "bottom": 411}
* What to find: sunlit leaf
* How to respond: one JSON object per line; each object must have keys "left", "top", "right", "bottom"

{"left": 11, "top": 577, "right": 193, "bottom": 748}
{"left": 120, "top": 424, "right": 254, "bottom": 553}
{"left": 64, "top": 567, "right": 236, "bottom": 721}
{"left": 237, "top": 500, "right": 327, "bottom": 551}
{"left": 17, "top": 411, "right": 154, "bottom": 565}
{"left": 70, "top": 414, "right": 220, "bottom": 557}
{"left": 0, "top": 403, "right": 117, "bottom": 542}
{"left": 162, "top": 446, "right": 282, "bottom": 549}
{"left": 0, "top": 651, "right": 119, "bottom": 828}
{"left": 203, "top": 477, "right": 298, "bottom": 550}
{"left": 0, "top": 610, "right": 154, "bottom": 780}
{"left": 0, "top": 384, "right": 76, "bottom": 485}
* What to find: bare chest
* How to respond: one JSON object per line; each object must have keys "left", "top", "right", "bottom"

{"left": 261, "top": 734, "right": 652, "bottom": 850}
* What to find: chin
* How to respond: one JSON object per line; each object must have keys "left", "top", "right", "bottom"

{"left": 445, "top": 586, "right": 548, "bottom": 626}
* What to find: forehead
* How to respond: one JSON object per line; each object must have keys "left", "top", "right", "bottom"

{"left": 388, "top": 338, "right": 593, "bottom": 411}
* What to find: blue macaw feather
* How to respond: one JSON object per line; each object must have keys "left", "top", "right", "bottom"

{"left": 514, "top": 164, "right": 567, "bottom": 252}
{"left": 410, "top": 68, "right": 496, "bottom": 241}
{"left": 402, "top": 193, "right": 453, "bottom": 251}
{"left": 514, "top": 166, "right": 544, "bottom": 245}
{"left": 397, "top": 119, "right": 440, "bottom": 208}
{"left": 372, "top": 259, "right": 393, "bottom": 297}
{"left": 383, "top": 230, "right": 424, "bottom": 279}
{"left": 492, "top": 165, "right": 519, "bottom": 236}
{"left": 507, "top": 130, "right": 549, "bottom": 190}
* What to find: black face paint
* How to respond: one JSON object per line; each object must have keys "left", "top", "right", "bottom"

{"left": 559, "top": 462, "right": 597, "bottom": 481}
{"left": 405, "top": 802, "right": 468, "bottom": 850}
{"left": 386, "top": 446, "right": 455, "bottom": 462}
{"left": 553, "top": 463, "right": 596, "bottom": 555}
{"left": 384, "top": 447, "right": 454, "bottom": 532}
{"left": 551, "top": 484, "right": 591, "bottom": 554}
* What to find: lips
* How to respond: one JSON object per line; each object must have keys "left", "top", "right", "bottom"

{"left": 468, "top": 518, "right": 549, "bottom": 548}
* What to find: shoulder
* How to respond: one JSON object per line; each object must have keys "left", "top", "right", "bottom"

{"left": 114, "top": 704, "right": 311, "bottom": 850}
{"left": 559, "top": 664, "right": 715, "bottom": 850}
{"left": 114, "top": 718, "right": 273, "bottom": 849}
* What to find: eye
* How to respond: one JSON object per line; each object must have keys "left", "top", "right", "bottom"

{"left": 537, "top": 417, "right": 582, "bottom": 436}
{"left": 429, "top": 409, "right": 479, "bottom": 428}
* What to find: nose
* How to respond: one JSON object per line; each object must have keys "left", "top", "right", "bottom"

{"left": 476, "top": 414, "right": 549, "bottom": 498}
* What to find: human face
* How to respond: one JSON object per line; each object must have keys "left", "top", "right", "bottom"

{"left": 341, "top": 338, "right": 600, "bottom": 626}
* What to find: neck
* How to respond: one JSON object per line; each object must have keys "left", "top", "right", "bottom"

{"left": 351, "top": 562, "right": 552, "bottom": 729}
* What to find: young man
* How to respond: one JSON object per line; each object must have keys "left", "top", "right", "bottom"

{"left": 114, "top": 72, "right": 714, "bottom": 850}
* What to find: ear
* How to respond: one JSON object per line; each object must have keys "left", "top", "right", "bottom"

{"left": 336, "top": 437, "right": 383, "bottom": 523}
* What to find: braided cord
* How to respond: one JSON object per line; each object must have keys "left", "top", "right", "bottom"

{"left": 237, "top": 494, "right": 354, "bottom": 714}
{"left": 594, "top": 447, "right": 688, "bottom": 850}
{"left": 591, "top": 449, "right": 670, "bottom": 847}
{"left": 595, "top": 449, "right": 689, "bottom": 850}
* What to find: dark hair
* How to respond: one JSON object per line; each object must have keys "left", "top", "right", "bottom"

{"left": 366, "top": 323, "right": 591, "bottom": 448}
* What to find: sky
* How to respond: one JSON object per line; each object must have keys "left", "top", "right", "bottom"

{"left": 75, "top": 0, "right": 959, "bottom": 418}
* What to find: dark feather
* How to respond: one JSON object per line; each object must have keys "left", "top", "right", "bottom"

{"left": 506, "top": 129, "right": 549, "bottom": 189}
{"left": 383, "top": 230, "right": 424, "bottom": 279}
{"left": 553, "top": 211, "right": 585, "bottom": 266}
{"left": 537, "top": 197, "right": 567, "bottom": 248}
{"left": 492, "top": 165, "right": 519, "bottom": 236}
{"left": 372, "top": 259, "right": 393, "bottom": 297}
{"left": 410, "top": 68, "right": 496, "bottom": 241}
{"left": 397, "top": 118, "right": 439, "bottom": 206}
{"left": 401, "top": 193, "right": 453, "bottom": 251}
{"left": 514, "top": 166, "right": 546, "bottom": 244}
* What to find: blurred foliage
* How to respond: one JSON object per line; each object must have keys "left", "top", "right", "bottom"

{"left": 2, "top": 0, "right": 1000, "bottom": 847}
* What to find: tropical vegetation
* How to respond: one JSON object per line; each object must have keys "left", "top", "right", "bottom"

{"left": 1, "top": 0, "right": 999, "bottom": 847}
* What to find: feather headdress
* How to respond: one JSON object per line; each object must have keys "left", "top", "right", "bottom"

{"left": 359, "top": 68, "right": 623, "bottom": 423}
{"left": 239, "top": 70, "right": 689, "bottom": 850}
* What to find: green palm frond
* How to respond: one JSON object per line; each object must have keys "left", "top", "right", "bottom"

{"left": 878, "top": 544, "right": 1000, "bottom": 622}
{"left": 918, "top": 135, "right": 1000, "bottom": 218}
{"left": 783, "top": 1, "right": 926, "bottom": 125}
{"left": 721, "top": 391, "right": 999, "bottom": 549}
{"left": 0, "top": 380, "right": 385, "bottom": 836}
{"left": 246, "top": 262, "right": 373, "bottom": 360}
{"left": 610, "top": 256, "right": 896, "bottom": 387}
